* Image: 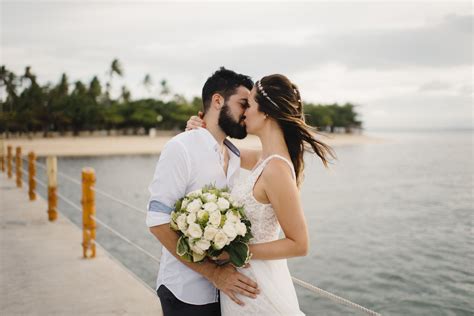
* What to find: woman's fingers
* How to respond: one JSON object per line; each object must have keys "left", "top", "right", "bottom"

{"left": 186, "top": 115, "right": 205, "bottom": 131}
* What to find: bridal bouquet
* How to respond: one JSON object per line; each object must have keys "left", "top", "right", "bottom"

{"left": 170, "top": 185, "right": 253, "bottom": 267}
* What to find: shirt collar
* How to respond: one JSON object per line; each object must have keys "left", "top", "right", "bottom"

{"left": 197, "top": 127, "right": 240, "bottom": 158}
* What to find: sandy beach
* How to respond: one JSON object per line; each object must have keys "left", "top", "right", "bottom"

{"left": 2, "top": 132, "right": 386, "bottom": 157}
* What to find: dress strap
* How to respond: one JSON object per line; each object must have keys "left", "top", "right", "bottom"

{"left": 252, "top": 154, "right": 296, "bottom": 182}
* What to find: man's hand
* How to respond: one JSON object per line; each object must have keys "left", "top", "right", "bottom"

{"left": 149, "top": 225, "right": 259, "bottom": 306}
{"left": 210, "top": 264, "right": 260, "bottom": 306}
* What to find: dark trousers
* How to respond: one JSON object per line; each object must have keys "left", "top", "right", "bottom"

{"left": 157, "top": 285, "right": 221, "bottom": 316}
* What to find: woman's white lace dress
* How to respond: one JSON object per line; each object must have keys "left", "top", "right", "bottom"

{"left": 221, "top": 155, "right": 304, "bottom": 316}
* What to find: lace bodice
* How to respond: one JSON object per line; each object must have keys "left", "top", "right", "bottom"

{"left": 231, "top": 155, "right": 296, "bottom": 244}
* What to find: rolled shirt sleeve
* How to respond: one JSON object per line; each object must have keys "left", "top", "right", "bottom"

{"left": 146, "top": 139, "right": 190, "bottom": 227}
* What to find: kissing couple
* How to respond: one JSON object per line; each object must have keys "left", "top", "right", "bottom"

{"left": 146, "top": 67, "right": 335, "bottom": 316}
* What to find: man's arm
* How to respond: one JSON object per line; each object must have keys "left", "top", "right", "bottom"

{"left": 149, "top": 224, "right": 259, "bottom": 305}
{"left": 146, "top": 139, "right": 259, "bottom": 305}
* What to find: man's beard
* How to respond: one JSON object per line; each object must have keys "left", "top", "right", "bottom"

{"left": 218, "top": 103, "right": 247, "bottom": 139}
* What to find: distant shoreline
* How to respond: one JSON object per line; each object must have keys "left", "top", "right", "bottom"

{"left": 3, "top": 132, "right": 387, "bottom": 157}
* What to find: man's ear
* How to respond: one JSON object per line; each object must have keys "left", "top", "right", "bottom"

{"left": 211, "top": 93, "right": 224, "bottom": 110}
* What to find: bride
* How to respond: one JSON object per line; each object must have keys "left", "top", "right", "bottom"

{"left": 187, "top": 74, "right": 335, "bottom": 315}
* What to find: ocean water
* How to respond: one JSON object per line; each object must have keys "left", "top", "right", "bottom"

{"left": 30, "top": 130, "right": 473, "bottom": 315}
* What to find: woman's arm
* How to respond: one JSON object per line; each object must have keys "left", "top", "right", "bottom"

{"left": 249, "top": 159, "right": 309, "bottom": 260}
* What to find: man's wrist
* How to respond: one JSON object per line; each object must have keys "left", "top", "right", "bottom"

{"left": 202, "top": 260, "right": 219, "bottom": 283}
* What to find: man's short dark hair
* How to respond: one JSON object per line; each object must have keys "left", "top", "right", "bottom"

{"left": 201, "top": 67, "right": 253, "bottom": 114}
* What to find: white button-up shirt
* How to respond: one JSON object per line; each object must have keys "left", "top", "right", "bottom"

{"left": 146, "top": 127, "right": 241, "bottom": 305}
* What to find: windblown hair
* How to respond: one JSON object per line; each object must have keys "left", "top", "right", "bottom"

{"left": 255, "top": 74, "right": 336, "bottom": 187}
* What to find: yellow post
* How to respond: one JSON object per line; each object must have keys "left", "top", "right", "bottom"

{"left": 46, "top": 156, "right": 58, "bottom": 221}
{"left": 82, "top": 167, "right": 96, "bottom": 259}
{"left": 15, "top": 146, "right": 22, "bottom": 187}
{"left": 7, "top": 145, "right": 12, "bottom": 178}
{"left": 28, "top": 152, "right": 36, "bottom": 201}
{"left": 0, "top": 137, "right": 4, "bottom": 172}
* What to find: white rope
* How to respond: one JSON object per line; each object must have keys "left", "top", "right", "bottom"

{"left": 33, "top": 176, "right": 48, "bottom": 188}
{"left": 90, "top": 187, "right": 147, "bottom": 215}
{"left": 57, "top": 190, "right": 83, "bottom": 213}
{"left": 27, "top": 181, "right": 160, "bottom": 264}
{"left": 30, "top": 158, "right": 146, "bottom": 215}
{"left": 292, "top": 277, "right": 381, "bottom": 316}
{"left": 89, "top": 214, "right": 161, "bottom": 263}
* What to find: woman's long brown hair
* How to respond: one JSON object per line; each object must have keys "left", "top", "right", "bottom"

{"left": 255, "top": 74, "right": 337, "bottom": 187}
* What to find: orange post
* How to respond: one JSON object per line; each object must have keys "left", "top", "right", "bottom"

{"left": 7, "top": 146, "right": 12, "bottom": 178}
{"left": 15, "top": 146, "right": 22, "bottom": 187}
{"left": 28, "top": 152, "right": 36, "bottom": 200}
{"left": 0, "top": 138, "right": 4, "bottom": 172}
{"left": 46, "top": 156, "right": 58, "bottom": 221}
{"left": 82, "top": 167, "right": 96, "bottom": 259}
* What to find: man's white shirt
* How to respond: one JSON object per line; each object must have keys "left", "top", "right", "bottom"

{"left": 146, "top": 127, "right": 241, "bottom": 305}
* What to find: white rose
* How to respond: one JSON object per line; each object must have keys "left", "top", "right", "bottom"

{"left": 222, "top": 222, "right": 237, "bottom": 240}
{"left": 209, "top": 211, "right": 222, "bottom": 226}
{"left": 186, "top": 199, "right": 202, "bottom": 213}
{"left": 213, "top": 231, "right": 228, "bottom": 250}
{"left": 197, "top": 210, "right": 209, "bottom": 222}
{"left": 188, "top": 189, "right": 202, "bottom": 197}
{"left": 217, "top": 197, "right": 230, "bottom": 211}
{"left": 176, "top": 214, "right": 188, "bottom": 232}
{"left": 220, "top": 192, "right": 231, "bottom": 199}
{"left": 186, "top": 212, "right": 197, "bottom": 225}
{"left": 203, "top": 193, "right": 217, "bottom": 203}
{"left": 195, "top": 239, "right": 211, "bottom": 252}
{"left": 236, "top": 222, "right": 247, "bottom": 236}
{"left": 190, "top": 243, "right": 205, "bottom": 255}
{"left": 203, "top": 226, "right": 218, "bottom": 241}
{"left": 225, "top": 210, "right": 239, "bottom": 223}
{"left": 181, "top": 198, "right": 189, "bottom": 210}
{"left": 203, "top": 202, "right": 218, "bottom": 213}
{"left": 187, "top": 223, "right": 203, "bottom": 239}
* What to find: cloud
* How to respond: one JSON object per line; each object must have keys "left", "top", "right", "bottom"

{"left": 419, "top": 81, "right": 453, "bottom": 92}
{"left": 1, "top": 2, "right": 472, "bottom": 129}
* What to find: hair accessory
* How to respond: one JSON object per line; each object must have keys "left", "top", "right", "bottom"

{"left": 257, "top": 80, "right": 280, "bottom": 109}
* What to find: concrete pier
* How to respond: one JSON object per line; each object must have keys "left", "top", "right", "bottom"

{"left": 0, "top": 173, "right": 162, "bottom": 315}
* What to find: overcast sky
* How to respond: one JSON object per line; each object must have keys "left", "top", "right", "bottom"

{"left": 1, "top": 0, "right": 472, "bottom": 130}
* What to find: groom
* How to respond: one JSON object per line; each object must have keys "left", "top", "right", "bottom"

{"left": 147, "top": 67, "right": 260, "bottom": 316}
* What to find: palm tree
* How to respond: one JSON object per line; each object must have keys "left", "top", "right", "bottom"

{"left": 0, "top": 66, "right": 19, "bottom": 137}
{"left": 160, "top": 79, "right": 171, "bottom": 100}
{"left": 106, "top": 58, "right": 123, "bottom": 101}
{"left": 143, "top": 74, "right": 153, "bottom": 97}
{"left": 121, "top": 85, "right": 131, "bottom": 103}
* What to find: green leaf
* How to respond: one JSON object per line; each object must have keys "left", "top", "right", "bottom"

{"left": 227, "top": 241, "right": 251, "bottom": 268}
{"left": 192, "top": 251, "right": 206, "bottom": 262}
{"left": 170, "top": 220, "right": 179, "bottom": 231}
{"left": 207, "top": 247, "right": 222, "bottom": 258}
{"left": 181, "top": 252, "right": 193, "bottom": 263}
{"left": 176, "top": 236, "right": 189, "bottom": 256}
{"left": 174, "top": 199, "right": 182, "bottom": 212}
{"left": 219, "top": 214, "right": 227, "bottom": 227}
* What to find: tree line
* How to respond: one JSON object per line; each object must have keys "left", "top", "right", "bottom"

{"left": 0, "top": 60, "right": 362, "bottom": 138}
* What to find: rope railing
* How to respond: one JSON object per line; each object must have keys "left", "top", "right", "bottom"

{"left": 22, "top": 156, "right": 146, "bottom": 215}
{"left": 9, "top": 147, "right": 381, "bottom": 316}
{"left": 292, "top": 277, "right": 381, "bottom": 315}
